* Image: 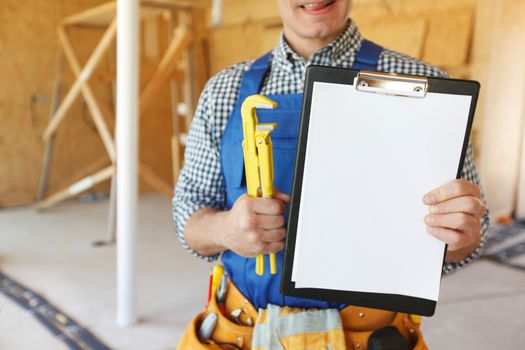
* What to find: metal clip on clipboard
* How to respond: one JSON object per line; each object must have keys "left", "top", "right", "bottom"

{"left": 355, "top": 71, "right": 428, "bottom": 98}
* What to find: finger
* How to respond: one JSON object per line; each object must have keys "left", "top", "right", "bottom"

{"left": 425, "top": 212, "right": 480, "bottom": 232}
{"left": 428, "top": 196, "right": 485, "bottom": 217}
{"left": 256, "top": 214, "right": 286, "bottom": 230}
{"left": 258, "top": 228, "right": 287, "bottom": 243}
{"left": 426, "top": 226, "right": 475, "bottom": 251}
{"left": 251, "top": 197, "right": 285, "bottom": 215}
{"left": 273, "top": 189, "right": 291, "bottom": 203}
{"left": 264, "top": 241, "right": 286, "bottom": 254}
{"left": 423, "top": 179, "right": 481, "bottom": 204}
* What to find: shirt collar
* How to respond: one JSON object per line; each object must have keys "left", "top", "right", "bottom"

{"left": 272, "top": 19, "right": 362, "bottom": 71}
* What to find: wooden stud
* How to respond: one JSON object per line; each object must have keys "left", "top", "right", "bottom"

{"left": 144, "top": 16, "right": 160, "bottom": 60}
{"left": 179, "top": 11, "right": 195, "bottom": 130}
{"left": 166, "top": 11, "right": 183, "bottom": 185}
{"left": 35, "top": 165, "right": 115, "bottom": 210}
{"left": 43, "top": 19, "right": 117, "bottom": 141}
{"left": 62, "top": 2, "right": 117, "bottom": 27}
{"left": 37, "top": 51, "right": 65, "bottom": 201}
{"left": 138, "top": 163, "right": 173, "bottom": 198}
{"left": 139, "top": 26, "right": 193, "bottom": 115}
{"left": 57, "top": 25, "right": 116, "bottom": 162}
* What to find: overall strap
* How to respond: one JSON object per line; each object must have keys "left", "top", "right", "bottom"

{"left": 238, "top": 38, "right": 382, "bottom": 99}
{"left": 352, "top": 39, "right": 383, "bottom": 71}
{"left": 238, "top": 52, "right": 272, "bottom": 101}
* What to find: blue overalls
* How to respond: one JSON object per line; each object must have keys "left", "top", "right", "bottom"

{"left": 220, "top": 40, "right": 383, "bottom": 310}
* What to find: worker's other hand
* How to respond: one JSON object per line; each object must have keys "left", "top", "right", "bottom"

{"left": 423, "top": 179, "right": 485, "bottom": 255}
{"left": 221, "top": 189, "right": 291, "bottom": 258}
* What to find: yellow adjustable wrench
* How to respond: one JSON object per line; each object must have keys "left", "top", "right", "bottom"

{"left": 241, "top": 94, "right": 278, "bottom": 276}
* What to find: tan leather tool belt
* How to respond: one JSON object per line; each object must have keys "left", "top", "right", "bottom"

{"left": 177, "top": 280, "right": 428, "bottom": 350}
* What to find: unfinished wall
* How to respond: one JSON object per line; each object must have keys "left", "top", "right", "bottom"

{"left": 479, "top": 0, "right": 525, "bottom": 219}
{"left": 3, "top": 0, "right": 520, "bottom": 218}
{"left": 0, "top": 0, "right": 110, "bottom": 207}
{"left": 0, "top": 0, "right": 190, "bottom": 208}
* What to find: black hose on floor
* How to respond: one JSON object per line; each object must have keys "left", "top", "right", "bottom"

{"left": 0, "top": 271, "right": 112, "bottom": 350}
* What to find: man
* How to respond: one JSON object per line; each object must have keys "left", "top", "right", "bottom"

{"left": 174, "top": 0, "right": 489, "bottom": 348}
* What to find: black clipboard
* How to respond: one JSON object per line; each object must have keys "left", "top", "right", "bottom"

{"left": 280, "top": 66, "right": 480, "bottom": 317}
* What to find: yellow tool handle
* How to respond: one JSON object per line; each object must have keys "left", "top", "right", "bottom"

{"left": 269, "top": 253, "right": 277, "bottom": 275}
{"left": 255, "top": 129, "right": 278, "bottom": 275}
{"left": 409, "top": 314, "right": 422, "bottom": 325}
{"left": 255, "top": 255, "right": 264, "bottom": 275}
{"left": 242, "top": 140, "right": 259, "bottom": 198}
{"left": 211, "top": 264, "right": 224, "bottom": 294}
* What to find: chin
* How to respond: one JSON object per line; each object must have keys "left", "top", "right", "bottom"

{"left": 302, "top": 23, "right": 345, "bottom": 40}
{"left": 295, "top": 1, "right": 349, "bottom": 38}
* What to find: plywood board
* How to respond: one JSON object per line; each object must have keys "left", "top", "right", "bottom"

{"left": 0, "top": 0, "right": 189, "bottom": 207}
{"left": 358, "top": 17, "right": 427, "bottom": 59}
{"left": 479, "top": 0, "right": 525, "bottom": 219}
{"left": 422, "top": 8, "right": 474, "bottom": 67}
{"left": 209, "top": 21, "right": 281, "bottom": 75}
{"left": 220, "top": 0, "right": 280, "bottom": 25}
{"left": 0, "top": 0, "right": 110, "bottom": 208}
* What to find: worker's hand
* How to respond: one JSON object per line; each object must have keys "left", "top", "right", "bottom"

{"left": 423, "top": 179, "right": 485, "bottom": 261}
{"left": 221, "top": 190, "right": 290, "bottom": 258}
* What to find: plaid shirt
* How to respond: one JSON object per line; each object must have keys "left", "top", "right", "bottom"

{"left": 173, "top": 20, "right": 489, "bottom": 274}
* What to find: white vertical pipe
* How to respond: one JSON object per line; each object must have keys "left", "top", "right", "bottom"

{"left": 116, "top": 0, "right": 139, "bottom": 327}
{"left": 211, "top": 0, "right": 223, "bottom": 27}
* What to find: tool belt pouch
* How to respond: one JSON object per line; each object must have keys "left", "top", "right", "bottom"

{"left": 340, "top": 306, "right": 428, "bottom": 350}
{"left": 177, "top": 281, "right": 255, "bottom": 349}
{"left": 178, "top": 281, "right": 428, "bottom": 350}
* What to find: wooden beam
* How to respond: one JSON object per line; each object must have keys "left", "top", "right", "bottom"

{"left": 62, "top": 2, "right": 116, "bottom": 27}
{"left": 139, "top": 163, "right": 173, "bottom": 198}
{"left": 57, "top": 25, "right": 116, "bottom": 162}
{"left": 35, "top": 165, "right": 115, "bottom": 210}
{"left": 37, "top": 51, "right": 65, "bottom": 201}
{"left": 43, "top": 20, "right": 117, "bottom": 141}
{"left": 61, "top": 1, "right": 208, "bottom": 27}
{"left": 139, "top": 26, "right": 193, "bottom": 114}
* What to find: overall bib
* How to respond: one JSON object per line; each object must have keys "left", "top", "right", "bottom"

{"left": 220, "top": 40, "right": 383, "bottom": 310}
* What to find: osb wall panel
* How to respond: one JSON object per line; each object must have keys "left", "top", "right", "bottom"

{"left": 220, "top": 0, "right": 279, "bottom": 26}
{"left": 479, "top": 0, "right": 525, "bottom": 218}
{"left": 0, "top": 0, "right": 109, "bottom": 208}
{"left": 209, "top": 21, "right": 281, "bottom": 75}
{"left": 421, "top": 8, "right": 474, "bottom": 68}
{"left": 0, "top": 1, "right": 181, "bottom": 208}
{"left": 357, "top": 18, "right": 427, "bottom": 58}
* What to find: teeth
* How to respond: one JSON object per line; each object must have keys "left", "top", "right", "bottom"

{"left": 303, "top": 3, "right": 322, "bottom": 9}
{"left": 303, "top": 0, "right": 333, "bottom": 9}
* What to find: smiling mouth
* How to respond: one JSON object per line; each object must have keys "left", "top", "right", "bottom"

{"left": 301, "top": 0, "right": 336, "bottom": 11}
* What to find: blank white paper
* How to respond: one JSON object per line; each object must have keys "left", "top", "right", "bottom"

{"left": 291, "top": 82, "right": 472, "bottom": 301}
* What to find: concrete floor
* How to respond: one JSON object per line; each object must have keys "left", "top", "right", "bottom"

{"left": 0, "top": 194, "right": 524, "bottom": 349}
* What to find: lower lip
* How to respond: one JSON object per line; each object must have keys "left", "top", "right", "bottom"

{"left": 301, "top": 0, "right": 336, "bottom": 15}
